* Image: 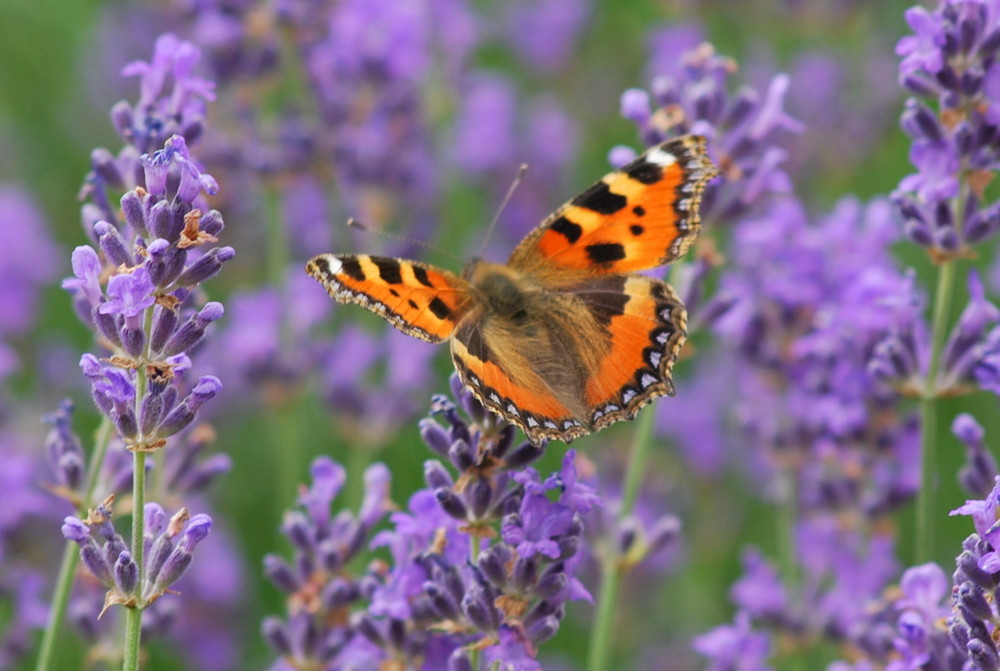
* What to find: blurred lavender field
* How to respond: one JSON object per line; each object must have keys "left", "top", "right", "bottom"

{"left": 4, "top": 0, "right": 1000, "bottom": 669}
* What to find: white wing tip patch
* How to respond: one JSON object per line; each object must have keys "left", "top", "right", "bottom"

{"left": 645, "top": 147, "right": 678, "bottom": 167}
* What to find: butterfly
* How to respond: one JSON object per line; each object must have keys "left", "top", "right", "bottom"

{"left": 306, "top": 135, "right": 718, "bottom": 445}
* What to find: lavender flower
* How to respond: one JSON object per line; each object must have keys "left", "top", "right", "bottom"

{"left": 894, "top": 0, "right": 1000, "bottom": 255}
{"left": 955, "top": 413, "right": 998, "bottom": 497}
{"left": 264, "top": 378, "right": 599, "bottom": 669}
{"left": 949, "top": 476, "right": 1000, "bottom": 669}
{"left": 62, "top": 499, "right": 212, "bottom": 607}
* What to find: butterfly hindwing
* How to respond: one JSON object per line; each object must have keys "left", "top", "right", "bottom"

{"left": 575, "top": 275, "right": 687, "bottom": 430}
{"left": 450, "top": 313, "right": 591, "bottom": 444}
{"left": 508, "top": 136, "right": 717, "bottom": 279}
{"left": 306, "top": 254, "right": 471, "bottom": 343}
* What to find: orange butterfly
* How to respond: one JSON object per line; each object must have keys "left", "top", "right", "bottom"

{"left": 307, "top": 136, "right": 718, "bottom": 444}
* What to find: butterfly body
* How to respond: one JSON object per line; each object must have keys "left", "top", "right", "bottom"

{"left": 307, "top": 136, "right": 718, "bottom": 444}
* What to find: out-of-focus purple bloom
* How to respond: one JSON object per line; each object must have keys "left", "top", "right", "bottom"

{"left": 0, "top": 186, "right": 59, "bottom": 339}
{"left": 693, "top": 611, "right": 774, "bottom": 671}
{"left": 954, "top": 413, "right": 998, "bottom": 498}
{"left": 896, "top": 7, "right": 946, "bottom": 76}
{"left": 505, "top": 0, "right": 589, "bottom": 72}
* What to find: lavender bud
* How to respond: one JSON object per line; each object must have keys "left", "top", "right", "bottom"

{"left": 435, "top": 488, "right": 468, "bottom": 521}
{"left": 424, "top": 460, "right": 454, "bottom": 490}
{"left": 261, "top": 617, "right": 293, "bottom": 656}
{"left": 478, "top": 547, "right": 508, "bottom": 588}
{"left": 110, "top": 101, "right": 133, "bottom": 135}
{"left": 174, "top": 246, "right": 235, "bottom": 288}
{"left": 263, "top": 554, "right": 300, "bottom": 593}
{"left": 81, "top": 543, "right": 114, "bottom": 585}
{"left": 970, "top": 638, "right": 1000, "bottom": 671}
{"left": 150, "top": 305, "right": 179, "bottom": 353}
{"left": 448, "top": 439, "right": 475, "bottom": 473}
{"left": 534, "top": 570, "right": 568, "bottom": 599}
{"left": 902, "top": 100, "right": 942, "bottom": 141}
{"left": 959, "top": 582, "right": 994, "bottom": 621}
{"left": 199, "top": 209, "right": 224, "bottom": 236}
{"left": 320, "top": 578, "right": 358, "bottom": 611}
{"left": 420, "top": 419, "right": 451, "bottom": 457}
{"left": 121, "top": 190, "right": 145, "bottom": 231}
{"left": 112, "top": 408, "right": 138, "bottom": 441}
{"left": 505, "top": 442, "right": 545, "bottom": 468}
{"left": 94, "top": 221, "right": 133, "bottom": 267}
{"left": 491, "top": 424, "right": 516, "bottom": 458}
{"left": 161, "top": 303, "right": 225, "bottom": 357}
{"left": 121, "top": 325, "right": 145, "bottom": 358}
{"left": 425, "top": 582, "right": 461, "bottom": 620}
{"left": 156, "top": 376, "right": 222, "bottom": 437}
{"left": 512, "top": 556, "right": 538, "bottom": 592}
{"left": 468, "top": 477, "right": 493, "bottom": 519}
{"left": 93, "top": 308, "right": 122, "bottom": 348}
{"left": 139, "top": 393, "right": 164, "bottom": 435}
{"left": 114, "top": 551, "right": 138, "bottom": 595}
{"left": 353, "top": 613, "right": 384, "bottom": 646}
{"left": 950, "top": 616, "right": 971, "bottom": 651}
{"left": 462, "top": 588, "right": 499, "bottom": 631}
{"left": 61, "top": 517, "right": 91, "bottom": 544}
{"left": 525, "top": 615, "right": 560, "bottom": 644}
{"left": 449, "top": 650, "right": 474, "bottom": 671}
{"left": 148, "top": 200, "right": 173, "bottom": 241}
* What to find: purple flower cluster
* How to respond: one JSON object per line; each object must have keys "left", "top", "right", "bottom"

{"left": 895, "top": 0, "right": 1000, "bottom": 255}
{"left": 946, "top": 475, "right": 1000, "bottom": 670}
{"left": 619, "top": 38, "right": 801, "bottom": 228}
{"left": 45, "top": 33, "right": 239, "bottom": 667}
{"left": 263, "top": 376, "right": 600, "bottom": 670}
{"left": 62, "top": 499, "right": 212, "bottom": 609}
{"left": 63, "top": 37, "right": 231, "bottom": 457}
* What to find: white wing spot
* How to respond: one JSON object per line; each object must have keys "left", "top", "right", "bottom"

{"left": 646, "top": 147, "right": 678, "bottom": 167}
{"left": 641, "top": 373, "right": 658, "bottom": 388}
{"left": 544, "top": 420, "right": 557, "bottom": 429}
{"left": 527, "top": 416, "right": 539, "bottom": 428}
{"left": 622, "top": 389, "right": 637, "bottom": 404}
{"left": 489, "top": 392, "right": 500, "bottom": 403}
{"left": 506, "top": 403, "right": 520, "bottom": 417}
{"left": 649, "top": 351, "right": 662, "bottom": 367}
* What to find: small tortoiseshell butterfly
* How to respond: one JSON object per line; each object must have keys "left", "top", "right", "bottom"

{"left": 306, "top": 135, "right": 718, "bottom": 444}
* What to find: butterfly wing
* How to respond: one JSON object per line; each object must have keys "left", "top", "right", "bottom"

{"left": 508, "top": 135, "right": 717, "bottom": 279}
{"left": 306, "top": 254, "right": 471, "bottom": 343}
{"left": 573, "top": 274, "right": 687, "bottom": 430}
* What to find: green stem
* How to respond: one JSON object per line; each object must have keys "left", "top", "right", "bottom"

{"left": 34, "top": 416, "right": 115, "bottom": 671}
{"left": 123, "top": 307, "right": 155, "bottom": 671}
{"left": 587, "top": 407, "right": 655, "bottom": 671}
{"left": 916, "top": 257, "right": 959, "bottom": 561}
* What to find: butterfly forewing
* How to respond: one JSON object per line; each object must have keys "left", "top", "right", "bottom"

{"left": 306, "top": 254, "right": 471, "bottom": 343}
{"left": 508, "top": 136, "right": 717, "bottom": 280}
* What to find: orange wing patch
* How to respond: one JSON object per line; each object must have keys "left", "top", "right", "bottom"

{"left": 508, "top": 135, "right": 717, "bottom": 278}
{"left": 450, "top": 324, "right": 590, "bottom": 444}
{"left": 582, "top": 276, "right": 687, "bottom": 429}
{"left": 306, "top": 254, "right": 470, "bottom": 343}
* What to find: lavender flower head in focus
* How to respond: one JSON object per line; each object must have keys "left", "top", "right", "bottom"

{"left": 52, "top": 33, "right": 235, "bottom": 665}
{"left": 263, "top": 376, "right": 600, "bottom": 669}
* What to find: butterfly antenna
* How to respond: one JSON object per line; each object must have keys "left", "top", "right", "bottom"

{"left": 478, "top": 163, "right": 528, "bottom": 259}
{"left": 346, "top": 218, "right": 459, "bottom": 262}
